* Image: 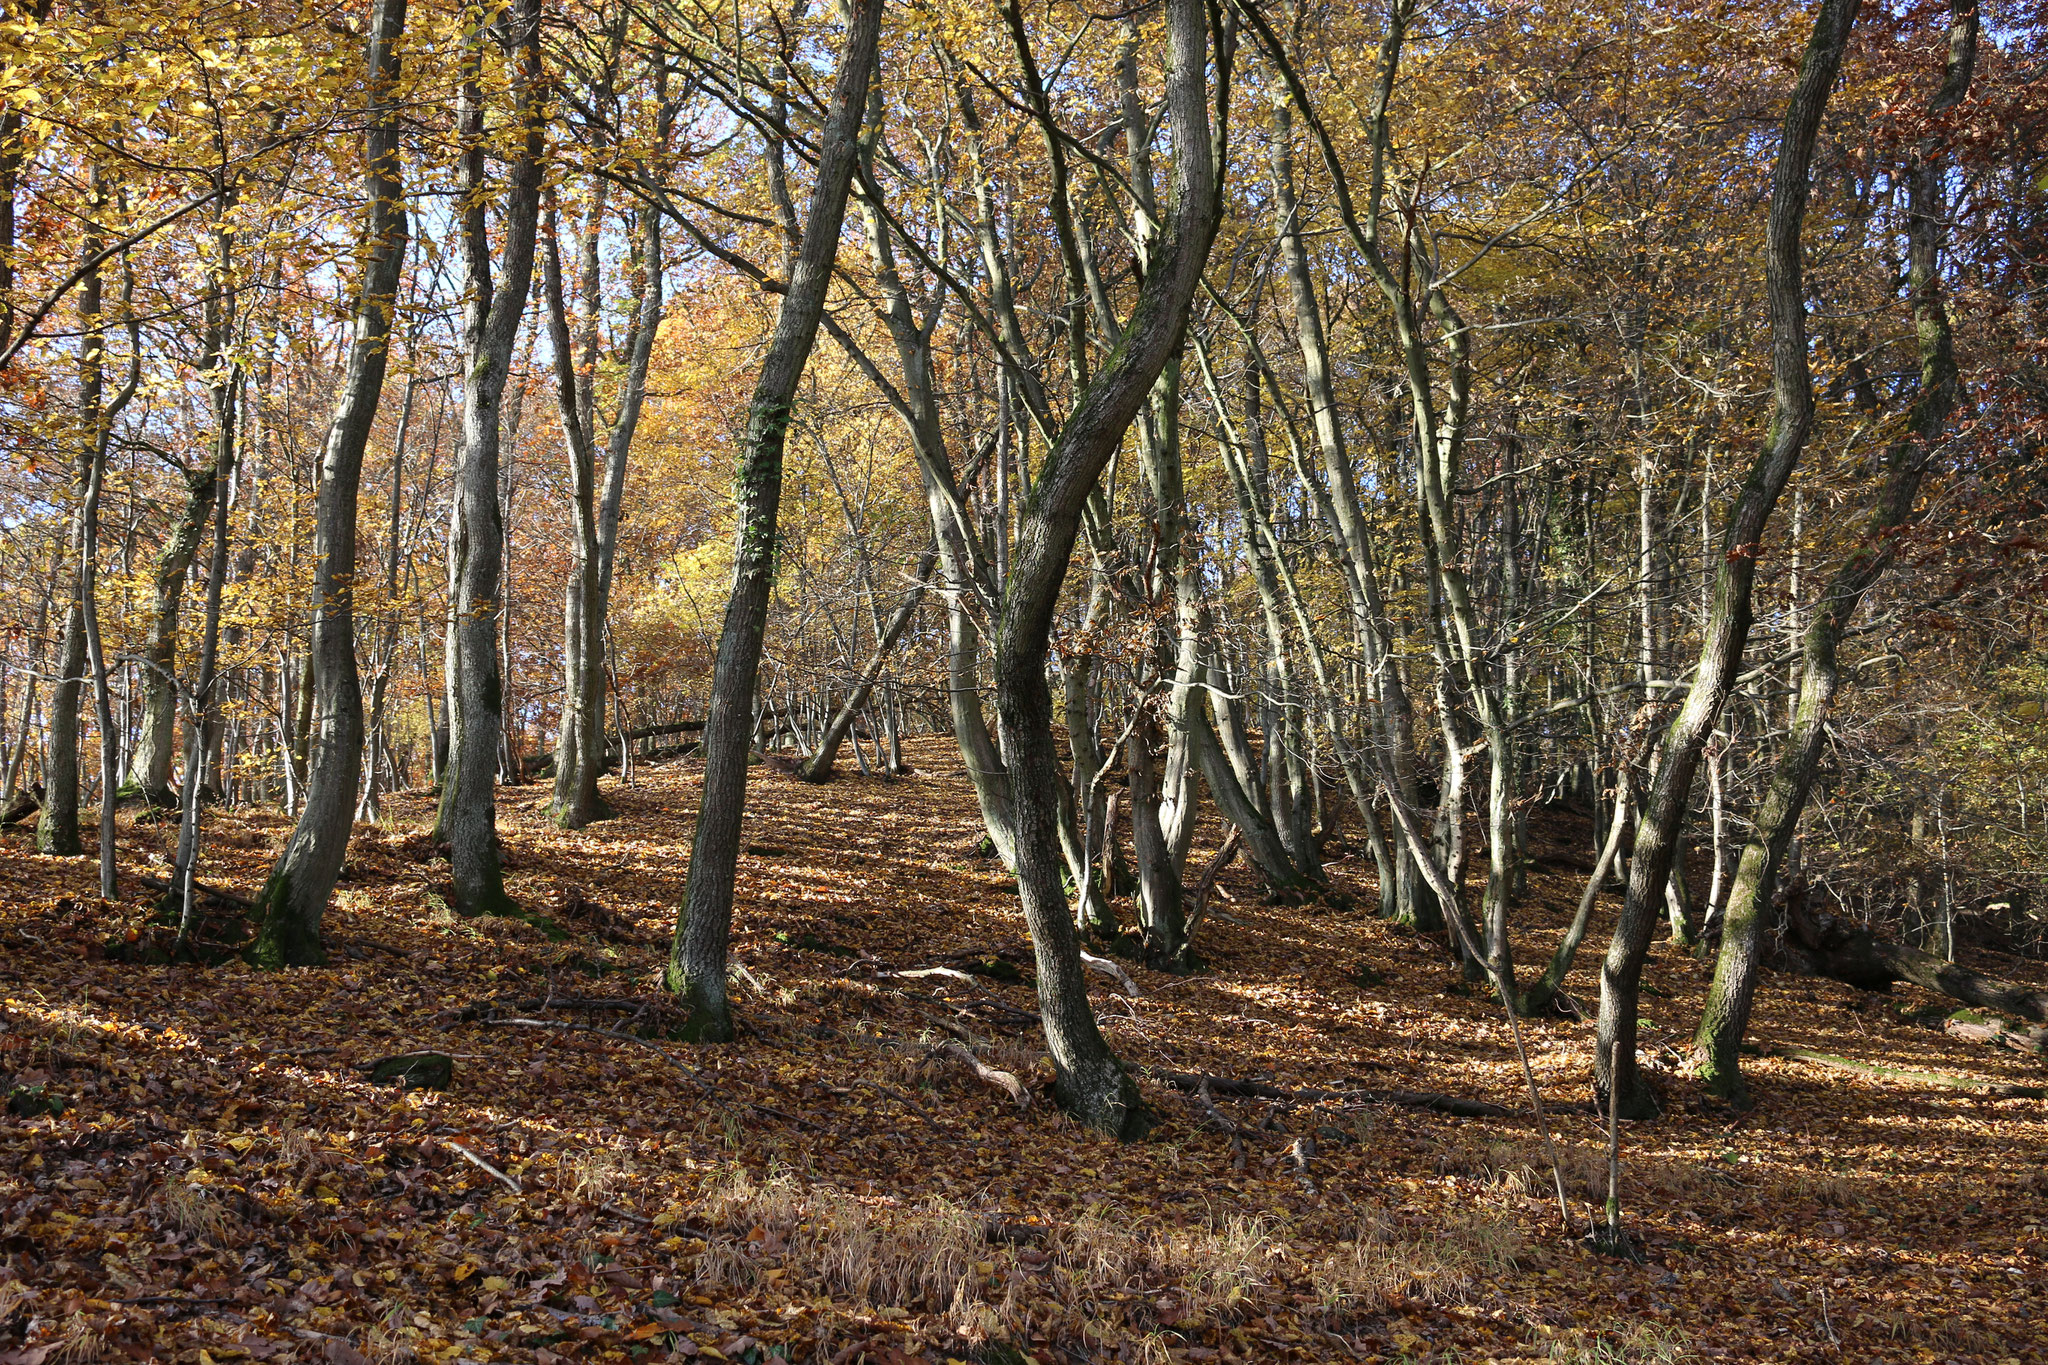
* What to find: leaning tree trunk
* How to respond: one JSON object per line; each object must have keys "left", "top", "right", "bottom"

{"left": 1693, "top": 0, "right": 1973, "bottom": 1101}
{"left": 666, "top": 0, "right": 881, "bottom": 1042}
{"left": 246, "top": 0, "right": 409, "bottom": 968}
{"left": 1594, "top": 0, "right": 1862, "bottom": 1117}
{"left": 799, "top": 547, "right": 935, "bottom": 782}
{"left": 434, "top": 0, "right": 543, "bottom": 916}
{"left": 988, "top": 0, "right": 1220, "bottom": 1137}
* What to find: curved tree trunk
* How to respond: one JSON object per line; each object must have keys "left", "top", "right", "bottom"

{"left": 988, "top": 0, "right": 1220, "bottom": 1137}
{"left": 1594, "top": 0, "right": 1861, "bottom": 1117}
{"left": 247, "top": 0, "right": 410, "bottom": 967}
{"left": 1693, "top": 0, "right": 1974, "bottom": 1101}
{"left": 666, "top": 0, "right": 881, "bottom": 1042}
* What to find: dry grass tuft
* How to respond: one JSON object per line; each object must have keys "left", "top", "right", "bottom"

{"left": 1544, "top": 1324, "right": 1698, "bottom": 1363}
{"left": 1310, "top": 1208, "right": 1519, "bottom": 1314}
{"left": 561, "top": 1145, "right": 629, "bottom": 1202}
{"left": 151, "top": 1177, "right": 227, "bottom": 1238}
{"left": 52, "top": 1312, "right": 106, "bottom": 1365}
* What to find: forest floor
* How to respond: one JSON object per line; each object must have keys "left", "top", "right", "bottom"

{"left": 3, "top": 738, "right": 2045, "bottom": 1365}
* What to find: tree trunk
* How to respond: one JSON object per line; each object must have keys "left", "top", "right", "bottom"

{"left": 1594, "top": 0, "right": 1860, "bottom": 1118}
{"left": 121, "top": 464, "right": 216, "bottom": 809}
{"left": 666, "top": 0, "right": 881, "bottom": 1041}
{"left": 167, "top": 200, "right": 242, "bottom": 939}
{"left": 434, "top": 0, "right": 543, "bottom": 916}
{"left": 80, "top": 172, "right": 141, "bottom": 898}
{"left": 247, "top": 0, "right": 409, "bottom": 967}
{"left": 1693, "top": 0, "right": 1972, "bottom": 1101}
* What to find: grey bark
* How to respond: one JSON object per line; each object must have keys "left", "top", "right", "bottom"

{"left": 434, "top": 0, "right": 544, "bottom": 916}
{"left": 168, "top": 197, "right": 242, "bottom": 939}
{"left": 987, "top": 0, "right": 1222, "bottom": 1136}
{"left": 548, "top": 43, "right": 667, "bottom": 828}
{"left": 1693, "top": 0, "right": 1972, "bottom": 1101}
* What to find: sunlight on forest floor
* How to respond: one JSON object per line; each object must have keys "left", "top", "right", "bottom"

{"left": 2, "top": 739, "right": 2043, "bottom": 1363}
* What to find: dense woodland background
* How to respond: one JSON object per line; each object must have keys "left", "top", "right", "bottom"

{"left": 4, "top": 0, "right": 2048, "bottom": 1359}
{"left": 2, "top": 0, "right": 2047, "bottom": 1149}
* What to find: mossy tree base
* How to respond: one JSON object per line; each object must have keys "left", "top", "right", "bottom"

{"left": 1052, "top": 1058, "right": 1152, "bottom": 1140}
{"left": 551, "top": 795, "right": 618, "bottom": 831}
{"left": 664, "top": 968, "right": 735, "bottom": 1043}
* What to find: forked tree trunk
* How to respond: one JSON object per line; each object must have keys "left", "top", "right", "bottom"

{"left": 666, "top": 0, "right": 881, "bottom": 1041}
{"left": 121, "top": 465, "right": 216, "bottom": 809}
{"left": 434, "top": 0, "right": 543, "bottom": 916}
{"left": 1594, "top": 0, "right": 1861, "bottom": 1117}
{"left": 247, "top": 0, "right": 410, "bottom": 967}
{"left": 168, "top": 224, "right": 241, "bottom": 940}
{"left": 549, "top": 67, "right": 665, "bottom": 828}
{"left": 1693, "top": 0, "right": 1973, "bottom": 1101}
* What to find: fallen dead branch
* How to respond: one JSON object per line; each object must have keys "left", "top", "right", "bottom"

{"left": 929, "top": 1038, "right": 1030, "bottom": 1108}
{"left": 135, "top": 873, "right": 253, "bottom": 910}
{"left": 1145, "top": 1068, "right": 1512, "bottom": 1119}
{"left": 1785, "top": 898, "right": 2048, "bottom": 1025}
{"left": 1945, "top": 1014, "right": 2048, "bottom": 1054}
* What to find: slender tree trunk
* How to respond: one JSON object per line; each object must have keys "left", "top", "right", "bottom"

{"left": 247, "top": 0, "right": 410, "bottom": 967}
{"left": 1520, "top": 773, "right": 1632, "bottom": 1016}
{"left": 81, "top": 196, "right": 141, "bottom": 898}
{"left": 1594, "top": 0, "right": 1861, "bottom": 1117}
{"left": 168, "top": 201, "right": 242, "bottom": 937}
{"left": 435, "top": 0, "right": 544, "bottom": 916}
{"left": 666, "top": 0, "right": 881, "bottom": 1041}
{"left": 35, "top": 361, "right": 91, "bottom": 855}
{"left": 1693, "top": 0, "right": 1973, "bottom": 1101}
{"left": 121, "top": 466, "right": 216, "bottom": 808}
{"left": 358, "top": 372, "right": 417, "bottom": 823}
